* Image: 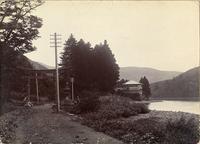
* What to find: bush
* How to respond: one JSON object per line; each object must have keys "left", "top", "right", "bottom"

{"left": 97, "top": 102, "right": 138, "bottom": 120}
{"left": 81, "top": 95, "right": 152, "bottom": 143}
{"left": 82, "top": 95, "right": 150, "bottom": 127}
{"left": 74, "top": 90, "right": 100, "bottom": 113}
{"left": 129, "top": 117, "right": 164, "bottom": 144}
{"left": 99, "top": 95, "right": 149, "bottom": 119}
{"left": 122, "top": 92, "right": 143, "bottom": 101}
{"left": 81, "top": 97, "right": 200, "bottom": 144}
{"left": 82, "top": 116, "right": 163, "bottom": 144}
{"left": 80, "top": 95, "right": 156, "bottom": 143}
{"left": 163, "top": 115, "right": 200, "bottom": 144}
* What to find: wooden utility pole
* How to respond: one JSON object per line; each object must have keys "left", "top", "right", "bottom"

{"left": 50, "top": 33, "right": 62, "bottom": 112}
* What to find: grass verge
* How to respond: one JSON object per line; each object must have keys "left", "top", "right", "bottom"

{"left": 77, "top": 95, "right": 199, "bottom": 144}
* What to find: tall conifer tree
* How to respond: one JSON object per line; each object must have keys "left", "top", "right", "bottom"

{"left": 93, "top": 40, "right": 119, "bottom": 91}
{"left": 60, "top": 34, "right": 77, "bottom": 81}
{"left": 140, "top": 76, "right": 151, "bottom": 99}
{"left": 61, "top": 36, "right": 119, "bottom": 92}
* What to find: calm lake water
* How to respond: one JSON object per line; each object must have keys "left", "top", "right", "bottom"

{"left": 149, "top": 100, "right": 200, "bottom": 115}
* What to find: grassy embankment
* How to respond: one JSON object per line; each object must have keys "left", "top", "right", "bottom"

{"left": 65, "top": 94, "right": 200, "bottom": 144}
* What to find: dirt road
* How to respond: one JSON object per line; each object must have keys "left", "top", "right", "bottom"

{"left": 0, "top": 104, "right": 123, "bottom": 144}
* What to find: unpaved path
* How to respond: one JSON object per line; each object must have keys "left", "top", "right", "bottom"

{"left": 1, "top": 104, "right": 123, "bottom": 144}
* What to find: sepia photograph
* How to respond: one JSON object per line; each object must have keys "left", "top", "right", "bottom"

{"left": 0, "top": 0, "right": 200, "bottom": 143}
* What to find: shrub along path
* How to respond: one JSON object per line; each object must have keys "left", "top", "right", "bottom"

{"left": 79, "top": 95, "right": 200, "bottom": 144}
{"left": 0, "top": 104, "right": 124, "bottom": 144}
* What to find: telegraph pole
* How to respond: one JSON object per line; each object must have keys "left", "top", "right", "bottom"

{"left": 50, "top": 33, "right": 62, "bottom": 112}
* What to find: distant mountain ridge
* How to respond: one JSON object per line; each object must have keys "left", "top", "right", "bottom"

{"left": 151, "top": 67, "right": 199, "bottom": 100}
{"left": 28, "top": 60, "right": 54, "bottom": 70}
{"left": 120, "top": 67, "right": 181, "bottom": 83}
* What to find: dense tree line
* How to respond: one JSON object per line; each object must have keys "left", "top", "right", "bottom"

{"left": 60, "top": 34, "right": 119, "bottom": 93}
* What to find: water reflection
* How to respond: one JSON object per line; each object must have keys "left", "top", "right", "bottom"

{"left": 149, "top": 100, "right": 200, "bottom": 115}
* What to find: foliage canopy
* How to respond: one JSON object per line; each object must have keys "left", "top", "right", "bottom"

{"left": 0, "top": 0, "right": 43, "bottom": 103}
{"left": 60, "top": 34, "right": 119, "bottom": 93}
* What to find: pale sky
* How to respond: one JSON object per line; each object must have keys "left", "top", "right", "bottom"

{"left": 25, "top": 1, "right": 199, "bottom": 72}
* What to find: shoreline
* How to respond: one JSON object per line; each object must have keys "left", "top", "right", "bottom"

{"left": 150, "top": 98, "right": 200, "bottom": 102}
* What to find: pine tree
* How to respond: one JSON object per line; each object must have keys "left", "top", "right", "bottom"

{"left": 60, "top": 34, "right": 77, "bottom": 80}
{"left": 93, "top": 40, "right": 119, "bottom": 91}
{"left": 72, "top": 39, "right": 92, "bottom": 91}
{"left": 140, "top": 76, "right": 151, "bottom": 99}
{"left": 60, "top": 36, "right": 93, "bottom": 92}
